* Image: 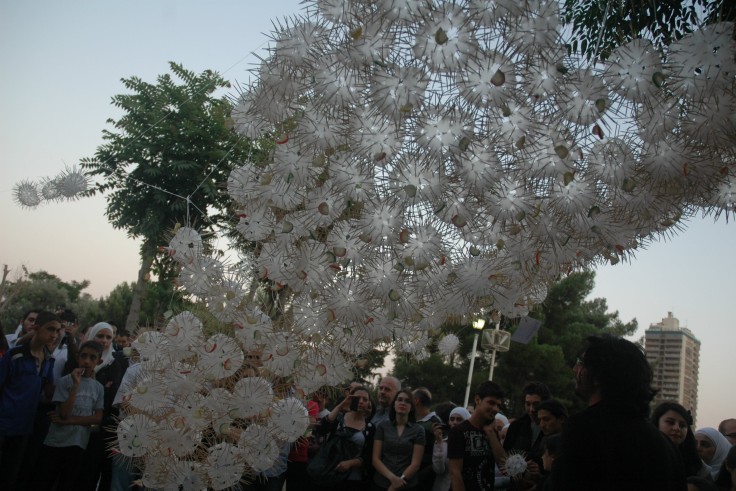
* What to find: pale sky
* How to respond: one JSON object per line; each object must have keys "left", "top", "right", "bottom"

{"left": 1, "top": 1, "right": 733, "bottom": 428}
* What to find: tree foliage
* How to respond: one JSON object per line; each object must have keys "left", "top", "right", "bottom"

{"left": 394, "top": 352, "right": 470, "bottom": 404}
{"left": 80, "top": 62, "right": 262, "bottom": 331}
{"left": 81, "top": 62, "right": 253, "bottom": 241}
{"left": 393, "top": 271, "right": 637, "bottom": 417}
{"left": 563, "top": 0, "right": 734, "bottom": 61}
{"left": 351, "top": 348, "right": 390, "bottom": 385}
{"left": 0, "top": 268, "right": 101, "bottom": 332}
{"left": 0, "top": 266, "right": 197, "bottom": 336}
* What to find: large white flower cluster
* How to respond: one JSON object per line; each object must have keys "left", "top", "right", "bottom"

{"left": 225, "top": 0, "right": 734, "bottom": 347}
{"left": 113, "top": 315, "right": 323, "bottom": 490}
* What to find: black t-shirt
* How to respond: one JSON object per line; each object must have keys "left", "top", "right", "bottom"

{"left": 447, "top": 420, "right": 495, "bottom": 491}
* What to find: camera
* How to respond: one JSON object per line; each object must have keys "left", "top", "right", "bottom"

{"left": 349, "top": 395, "right": 360, "bottom": 412}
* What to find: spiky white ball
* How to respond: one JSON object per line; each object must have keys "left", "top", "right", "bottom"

{"left": 505, "top": 453, "right": 528, "bottom": 477}
{"left": 438, "top": 334, "right": 460, "bottom": 356}
{"left": 55, "top": 167, "right": 88, "bottom": 198}
{"left": 13, "top": 180, "right": 41, "bottom": 208}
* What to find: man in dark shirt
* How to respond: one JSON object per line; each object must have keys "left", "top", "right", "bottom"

{"left": 503, "top": 381, "right": 550, "bottom": 471}
{"left": 546, "top": 335, "right": 687, "bottom": 491}
{"left": 448, "top": 381, "right": 506, "bottom": 491}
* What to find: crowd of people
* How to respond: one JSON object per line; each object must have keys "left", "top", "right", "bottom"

{"left": 1, "top": 309, "right": 735, "bottom": 491}
{"left": 0, "top": 309, "right": 131, "bottom": 490}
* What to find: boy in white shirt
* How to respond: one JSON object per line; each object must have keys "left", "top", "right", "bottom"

{"left": 30, "top": 341, "right": 105, "bottom": 490}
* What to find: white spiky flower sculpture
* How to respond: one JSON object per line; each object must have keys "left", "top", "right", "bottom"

{"left": 504, "top": 453, "right": 529, "bottom": 478}
{"left": 13, "top": 167, "right": 88, "bottom": 208}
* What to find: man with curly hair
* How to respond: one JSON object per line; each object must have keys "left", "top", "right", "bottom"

{"left": 547, "top": 335, "right": 686, "bottom": 491}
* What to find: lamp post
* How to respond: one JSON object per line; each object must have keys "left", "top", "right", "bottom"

{"left": 478, "top": 310, "right": 511, "bottom": 381}
{"left": 463, "top": 318, "right": 486, "bottom": 408}
{"left": 488, "top": 315, "right": 501, "bottom": 381}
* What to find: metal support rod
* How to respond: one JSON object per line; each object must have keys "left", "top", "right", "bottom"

{"left": 463, "top": 332, "right": 480, "bottom": 408}
{"left": 488, "top": 318, "right": 501, "bottom": 381}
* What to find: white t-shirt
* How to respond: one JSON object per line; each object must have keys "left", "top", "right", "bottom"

{"left": 45, "top": 374, "right": 104, "bottom": 449}
{"left": 113, "top": 362, "right": 143, "bottom": 415}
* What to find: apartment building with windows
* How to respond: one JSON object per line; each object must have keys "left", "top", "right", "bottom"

{"left": 644, "top": 312, "right": 701, "bottom": 422}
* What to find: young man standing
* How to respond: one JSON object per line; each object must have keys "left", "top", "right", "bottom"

{"left": 5, "top": 309, "right": 39, "bottom": 349}
{"left": 0, "top": 311, "right": 61, "bottom": 490}
{"left": 448, "top": 381, "right": 507, "bottom": 491}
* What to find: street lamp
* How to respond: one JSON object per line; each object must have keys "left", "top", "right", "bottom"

{"left": 484, "top": 310, "right": 510, "bottom": 381}
{"left": 463, "top": 318, "right": 486, "bottom": 408}
{"left": 488, "top": 314, "right": 501, "bottom": 381}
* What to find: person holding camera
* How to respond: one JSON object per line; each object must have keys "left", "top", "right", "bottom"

{"left": 432, "top": 407, "right": 470, "bottom": 491}
{"left": 310, "top": 385, "right": 376, "bottom": 490}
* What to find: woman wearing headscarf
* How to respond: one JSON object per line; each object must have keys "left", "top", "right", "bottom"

{"left": 432, "top": 407, "right": 471, "bottom": 491}
{"left": 695, "top": 427, "right": 733, "bottom": 481}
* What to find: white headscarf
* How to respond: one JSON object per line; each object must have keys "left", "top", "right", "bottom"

{"left": 450, "top": 407, "right": 471, "bottom": 422}
{"left": 85, "top": 322, "right": 115, "bottom": 372}
{"left": 695, "top": 427, "right": 733, "bottom": 480}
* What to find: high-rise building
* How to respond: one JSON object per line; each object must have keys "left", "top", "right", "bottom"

{"left": 644, "top": 312, "right": 701, "bottom": 422}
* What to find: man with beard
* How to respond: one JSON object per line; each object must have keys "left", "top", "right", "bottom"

{"left": 503, "top": 381, "right": 551, "bottom": 474}
{"left": 546, "top": 335, "right": 686, "bottom": 491}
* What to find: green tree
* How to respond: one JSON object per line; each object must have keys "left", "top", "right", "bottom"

{"left": 81, "top": 62, "right": 260, "bottom": 332}
{"left": 394, "top": 352, "right": 470, "bottom": 405}
{"left": 26, "top": 271, "right": 90, "bottom": 304}
{"left": 351, "top": 348, "right": 390, "bottom": 385}
{"left": 563, "top": 0, "right": 734, "bottom": 61}
{"left": 0, "top": 267, "right": 102, "bottom": 333}
{"left": 98, "top": 279, "right": 195, "bottom": 330}
{"left": 97, "top": 282, "right": 135, "bottom": 328}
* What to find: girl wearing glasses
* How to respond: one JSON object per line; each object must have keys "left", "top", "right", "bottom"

{"left": 372, "top": 389, "right": 425, "bottom": 490}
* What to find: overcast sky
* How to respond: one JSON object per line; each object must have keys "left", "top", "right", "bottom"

{"left": 1, "top": 0, "right": 733, "bottom": 428}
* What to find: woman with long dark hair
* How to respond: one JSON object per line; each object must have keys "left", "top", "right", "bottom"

{"left": 372, "top": 388, "right": 425, "bottom": 490}
{"left": 311, "top": 385, "right": 376, "bottom": 491}
{"left": 651, "top": 402, "right": 711, "bottom": 479}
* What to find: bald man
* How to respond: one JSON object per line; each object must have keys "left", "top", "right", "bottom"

{"left": 371, "top": 375, "right": 400, "bottom": 426}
